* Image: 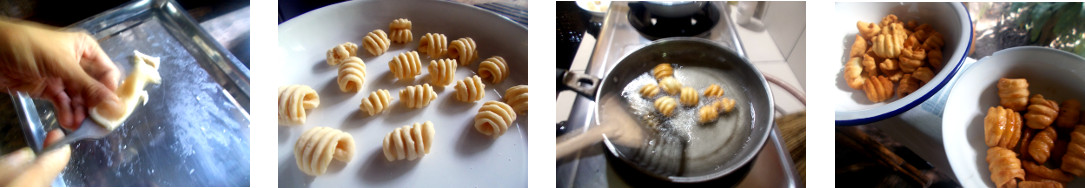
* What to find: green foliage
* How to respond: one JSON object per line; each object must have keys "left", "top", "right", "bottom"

{"left": 1010, "top": 2, "right": 1085, "bottom": 57}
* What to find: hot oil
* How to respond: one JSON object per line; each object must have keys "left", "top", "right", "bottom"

{"left": 612, "top": 66, "right": 753, "bottom": 177}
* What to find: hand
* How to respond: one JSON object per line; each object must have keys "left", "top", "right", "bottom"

{"left": 0, "top": 130, "right": 71, "bottom": 186}
{"left": 0, "top": 18, "right": 122, "bottom": 130}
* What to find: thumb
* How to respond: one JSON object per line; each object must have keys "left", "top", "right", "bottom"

{"left": 0, "top": 148, "right": 35, "bottom": 186}
{"left": 62, "top": 60, "right": 122, "bottom": 119}
{"left": 7, "top": 130, "right": 70, "bottom": 187}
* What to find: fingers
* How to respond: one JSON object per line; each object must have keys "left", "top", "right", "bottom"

{"left": 0, "top": 148, "right": 35, "bottom": 186}
{"left": 43, "top": 129, "right": 65, "bottom": 147}
{"left": 67, "top": 32, "right": 122, "bottom": 119}
{"left": 0, "top": 130, "right": 70, "bottom": 186}
{"left": 74, "top": 33, "right": 119, "bottom": 91}
{"left": 7, "top": 130, "right": 70, "bottom": 187}
{"left": 39, "top": 79, "right": 77, "bottom": 130}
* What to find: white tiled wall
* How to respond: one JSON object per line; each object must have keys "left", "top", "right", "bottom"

{"left": 762, "top": 1, "right": 807, "bottom": 90}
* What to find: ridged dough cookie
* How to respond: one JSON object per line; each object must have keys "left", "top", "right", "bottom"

{"left": 336, "top": 57, "right": 366, "bottom": 93}
{"left": 639, "top": 83, "right": 660, "bottom": 98}
{"left": 505, "top": 85, "right": 528, "bottom": 115}
{"left": 652, "top": 63, "right": 673, "bottom": 80}
{"left": 295, "top": 127, "right": 355, "bottom": 176}
{"left": 654, "top": 96, "right": 677, "bottom": 117}
{"left": 399, "top": 84, "right": 437, "bottom": 109}
{"left": 659, "top": 77, "right": 682, "bottom": 95}
{"left": 363, "top": 29, "right": 391, "bottom": 56}
{"left": 326, "top": 42, "right": 358, "bottom": 66}
{"left": 997, "top": 78, "right": 1029, "bottom": 111}
{"left": 985, "top": 106, "right": 1023, "bottom": 148}
{"left": 278, "top": 85, "right": 319, "bottom": 125}
{"left": 478, "top": 56, "right": 508, "bottom": 83}
{"left": 474, "top": 101, "right": 517, "bottom": 138}
{"left": 419, "top": 33, "right": 448, "bottom": 58}
{"left": 360, "top": 89, "right": 393, "bottom": 116}
{"left": 427, "top": 58, "right": 458, "bottom": 86}
{"left": 383, "top": 121, "right": 435, "bottom": 161}
{"left": 454, "top": 75, "right": 486, "bottom": 102}
{"left": 449, "top": 37, "right": 478, "bottom": 65}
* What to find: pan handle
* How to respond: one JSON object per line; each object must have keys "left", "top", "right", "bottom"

{"left": 556, "top": 69, "right": 600, "bottom": 99}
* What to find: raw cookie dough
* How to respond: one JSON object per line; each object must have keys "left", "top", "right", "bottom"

{"left": 89, "top": 50, "right": 162, "bottom": 130}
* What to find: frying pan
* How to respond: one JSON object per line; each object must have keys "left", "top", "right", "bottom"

{"left": 557, "top": 37, "right": 774, "bottom": 184}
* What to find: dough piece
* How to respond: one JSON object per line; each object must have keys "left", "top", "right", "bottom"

{"left": 337, "top": 57, "right": 366, "bottom": 93}
{"left": 389, "top": 51, "right": 423, "bottom": 80}
{"left": 326, "top": 42, "right": 358, "bottom": 66}
{"left": 911, "top": 67, "right": 934, "bottom": 83}
{"left": 886, "top": 69, "right": 904, "bottom": 82}
{"left": 449, "top": 37, "right": 479, "bottom": 65}
{"left": 1030, "top": 127, "right": 1057, "bottom": 163}
{"left": 478, "top": 56, "right": 508, "bottom": 83}
{"left": 474, "top": 101, "right": 516, "bottom": 138}
{"left": 1061, "top": 125, "right": 1085, "bottom": 176}
{"left": 717, "top": 97, "right": 736, "bottom": 113}
{"left": 703, "top": 84, "right": 724, "bottom": 98}
{"left": 389, "top": 18, "right": 412, "bottom": 30}
{"left": 1023, "top": 161, "right": 1074, "bottom": 183}
{"left": 871, "top": 23, "right": 906, "bottom": 58}
{"left": 878, "top": 58, "right": 898, "bottom": 72}
{"left": 389, "top": 18, "right": 412, "bottom": 43}
{"left": 862, "top": 54, "right": 877, "bottom": 77}
{"left": 844, "top": 57, "right": 866, "bottom": 89}
{"left": 927, "top": 50, "right": 944, "bottom": 70}
{"left": 399, "top": 84, "right": 437, "bottom": 109}
{"left": 1018, "top": 181, "right": 1064, "bottom": 188}
{"left": 1056, "top": 99, "right": 1081, "bottom": 129}
{"left": 923, "top": 31, "right": 945, "bottom": 50}
{"left": 658, "top": 77, "right": 682, "bottom": 95}
{"left": 427, "top": 58, "right": 458, "bottom": 86}
{"left": 849, "top": 35, "right": 867, "bottom": 58}
{"left": 654, "top": 96, "right": 677, "bottom": 117}
{"left": 639, "top": 83, "right": 660, "bottom": 98}
{"left": 899, "top": 45, "right": 925, "bottom": 73}
{"left": 362, "top": 29, "right": 391, "bottom": 56}
{"left": 879, "top": 14, "right": 900, "bottom": 26}
{"left": 390, "top": 29, "right": 413, "bottom": 44}
{"left": 295, "top": 127, "right": 355, "bottom": 176}
{"left": 383, "top": 121, "right": 435, "bottom": 161}
{"left": 360, "top": 89, "right": 393, "bottom": 116}
{"left": 985, "top": 106, "right": 1023, "bottom": 148}
{"left": 697, "top": 103, "right": 718, "bottom": 124}
{"left": 418, "top": 33, "right": 448, "bottom": 58}
{"left": 856, "top": 21, "right": 881, "bottom": 39}
{"left": 998, "top": 78, "right": 1030, "bottom": 111}
{"left": 89, "top": 50, "right": 162, "bottom": 130}
{"left": 679, "top": 87, "right": 698, "bottom": 107}
{"left": 652, "top": 63, "right": 674, "bottom": 80}
{"left": 1019, "top": 128, "right": 1035, "bottom": 160}
{"left": 896, "top": 74, "right": 918, "bottom": 98}
{"left": 862, "top": 76, "right": 893, "bottom": 102}
{"left": 505, "top": 85, "right": 528, "bottom": 115}
{"left": 987, "top": 147, "right": 1026, "bottom": 188}
{"left": 1025, "top": 94, "right": 1059, "bottom": 129}
{"left": 454, "top": 75, "right": 486, "bottom": 102}
{"left": 278, "top": 85, "right": 319, "bottom": 125}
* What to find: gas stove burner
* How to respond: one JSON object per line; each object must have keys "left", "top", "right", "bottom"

{"left": 628, "top": 2, "right": 720, "bottom": 40}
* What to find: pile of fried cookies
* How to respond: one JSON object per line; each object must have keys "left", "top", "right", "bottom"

{"left": 843, "top": 14, "right": 946, "bottom": 103}
{"left": 984, "top": 78, "right": 1085, "bottom": 188}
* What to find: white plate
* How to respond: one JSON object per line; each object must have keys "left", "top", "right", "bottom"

{"left": 833, "top": 2, "right": 972, "bottom": 125}
{"left": 943, "top": 47, "right": 1085, "bottom": 187}
{"left": 275, "top": 1, "right": 528, "bottom": 187}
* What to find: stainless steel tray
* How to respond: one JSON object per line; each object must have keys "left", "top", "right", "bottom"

{"left": 12, "top": 0, "right": 250, "bottom": 186}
